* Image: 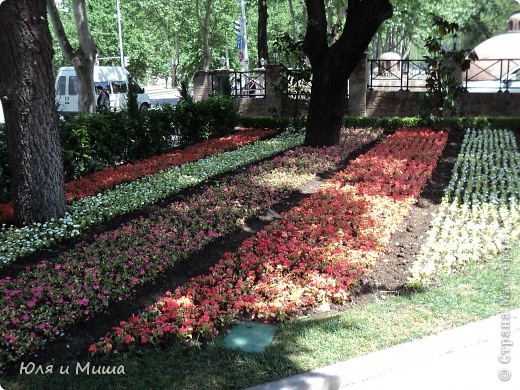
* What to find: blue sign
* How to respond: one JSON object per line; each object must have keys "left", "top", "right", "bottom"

{"left": 236, "top": 38, "right": 244, "bottom": 50}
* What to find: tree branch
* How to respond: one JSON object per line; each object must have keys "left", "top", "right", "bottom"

{"left": 72, "top": 0, "right": 97, "bottom": 63}
{"left": 333, "top": 0, "right": 393, "bottom": 60}
{"left": 302, "top": 0, "right": 329, "bottom": 64}
{"left": 46, "top": 0, "right": 76, "bottom": 61}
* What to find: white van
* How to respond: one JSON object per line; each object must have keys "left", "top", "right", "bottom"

{"left": 55, "top": 66, "right": 152, "bottom": 114}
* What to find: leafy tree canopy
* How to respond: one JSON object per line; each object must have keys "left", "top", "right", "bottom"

{"left": 49, "top": 0, "right": 519, "bottom": 81}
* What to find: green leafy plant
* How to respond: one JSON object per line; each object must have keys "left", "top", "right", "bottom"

{"left": 180, "top": 76, "right": 194, "bottom": 103}
{"left": 421, "top": 14, "right": 471, "bottom": 119}
{"left": 408, "top": 128, "right": 520, "bottom": 287}
{"left": 271, "top": 33, "right": 311, "bottom": 131}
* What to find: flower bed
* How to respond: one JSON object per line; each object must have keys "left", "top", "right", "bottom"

{"left": 0, "top": 129, "right": 277, "bottom": 225}
{"left": 408, "top": 128, "right": 520, "bottom": 287}
{"left": 0, "top": 128, "right": 380, "bottom": 369}
{"left": 0, "top": 131, "right": 303, "bottom": 265}
{"left": 89, "top": 128, "right": 447, "bottom": 354}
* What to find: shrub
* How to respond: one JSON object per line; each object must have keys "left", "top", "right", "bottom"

{"left": 238, "top": 115, "right": 291, "bottom": 130}
{"left": 175, "top": 95, "right": 237, "bottom": 145}
{"left": 0, "top": 96, "right": 239, "bottom": 202}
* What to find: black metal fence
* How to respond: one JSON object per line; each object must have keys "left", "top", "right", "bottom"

{"left": 211, "top": 59, "right": 520, "bottom": 96}
{"left": 461, "top": 59, "right": 520, "bottom": 93}
{"left": 211, "top": 71, "right": 266, "bottom": 98}
{"left": 367, "top": 58, "right": 520, "bottom": 93}
{"left": 367, "top": 59, "right": 428, "bottom": 91}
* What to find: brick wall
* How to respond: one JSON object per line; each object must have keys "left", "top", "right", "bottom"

{"left": 362, "top": 91, "right": 421, "bottom": 117}
{"left": 459, "top": 93, "right": 520, "bottom": 116}
{"left": 356, "top": 90, "right": 520, "bottom": 117}
{"left": 193, "top": 63, "right": 520, "bottom": 118}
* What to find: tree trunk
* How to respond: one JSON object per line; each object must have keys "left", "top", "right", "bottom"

{"left": 257, "top": 0, "right": 269, "bottom": 66}
{"left": 197, "top": 0, "right": 212, "bottom": 71}
{"left": 0, "top": 0, "right": 66, "bottom": 225}
{"left": 288, "top": 0, "right": 299, "bottom": 42}
{"left": 47, "top": 0, "right": 97, "bottom": 113}
{"left": 172, "top": 30, "right": 180, "bottom": 87}
{"left": 303, "top": 0, "right": 393, "bottom": 146}
{"left": 75, "top": 60, "right": 96, "bottom": 112}
{"left": 304, "top": 60, "right": 349, "bottom": 146}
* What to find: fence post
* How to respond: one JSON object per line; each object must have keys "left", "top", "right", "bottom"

{"left": 264, "top": 65, "right": 282, "bottom": 114}
{"left": 347, "top": 52, "right": 368, "bottom": 117}
{"left": 192, "top": 70, "right": 212, "bottom": 102}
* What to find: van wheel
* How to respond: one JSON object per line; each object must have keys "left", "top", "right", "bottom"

{"left": 139, "top": 103, "right": 150, "bottom": 113}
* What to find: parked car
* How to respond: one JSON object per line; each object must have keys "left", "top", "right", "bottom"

{"left": 55, "top": 66, "right": 152, "bottom": 114}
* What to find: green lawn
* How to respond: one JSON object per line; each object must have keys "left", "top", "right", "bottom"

{"left": 4, "top": 245, "right": 518, "bottom": 390}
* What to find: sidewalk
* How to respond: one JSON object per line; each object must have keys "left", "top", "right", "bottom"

{"left": 248, "top": 308, "right": 519, "bottom": 389}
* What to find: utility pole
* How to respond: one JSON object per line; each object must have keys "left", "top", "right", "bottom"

{"left": 225, "top": 31, "right": 230, "bottom": 69}
{"left": 116, "top": 0, "right": 124, "bottom": 67}
{"left": 240, "top": 0, "right": 249, "bottom": 72}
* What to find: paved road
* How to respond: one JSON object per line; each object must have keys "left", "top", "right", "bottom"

{"left": 145, "top": 86, "right": 181, "bottom": 107}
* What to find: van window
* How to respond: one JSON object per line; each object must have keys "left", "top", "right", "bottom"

{"left": 111, "top": 81, "right": 128, "bottom": 94}
{"left": 57, "top": 76, "right": 66, "bottom": 95}
{"left": 68, "top": 76, "right": 78, "bottom": 95}
{"left": 96, "top": 82, "right": 111, "bottom": 93}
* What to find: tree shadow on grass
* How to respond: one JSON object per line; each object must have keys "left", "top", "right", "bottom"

{"left": 14, "top": 313, "right": 370, "bottom": 390}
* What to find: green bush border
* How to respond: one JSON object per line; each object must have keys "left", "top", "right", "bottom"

{"left": 0, "top": 96, "right": 238, "bottom": 201}
{"left": 2, "top": 115, "right": 519, "bottom": 203}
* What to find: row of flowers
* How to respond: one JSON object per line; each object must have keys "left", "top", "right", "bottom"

{"left": 0, "top": 129, "right": 277, "bottom": 225}
{"left": 88, "top": 128, "right": 448, "bottom": 355}
{"left": 0, "top": 130, "right": 303, "bottom": 266}
{"left": 407, "top": 128, "right": 520, "bottom": 286}
{"left": 0, "top": 128, "right": 381, "bottom": 369}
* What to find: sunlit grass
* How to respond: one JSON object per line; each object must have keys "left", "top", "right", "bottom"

{"left": 6, "top": 245, "right": 518, "bottom": 390}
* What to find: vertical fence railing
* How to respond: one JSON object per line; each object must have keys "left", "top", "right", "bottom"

{"left": 211, "top": 59, "right": 520, "bottom": 96}
{"left": 367, "top": 58, "right": 520, "bottom": 93}
{"left": 211, "top": 71, "right": 266, "bottom": 98}
{"left": 462, "top": 59, "right": 520, "bottom": 93}
{"left": 367, "top": 59, "right": 428, "bottom": 91}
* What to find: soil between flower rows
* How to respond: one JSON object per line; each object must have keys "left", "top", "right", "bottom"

{"left": 3, "top": 129, "right": 464, "bottom": 374}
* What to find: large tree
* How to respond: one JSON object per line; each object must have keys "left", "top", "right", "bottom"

{"left": 303, "top": 0, "right": 393, "bottom": 146}
{"left": 257, "top": 0, "right": 269, "bottom": 65}
{"left": 196, "top": 0, "right": 213, "bottom": 71}
{"left": 0, "top": 0, "right": 66, "bottom": 225}
{"left": 47, "top": 0, "right": 98, "bottom": 113}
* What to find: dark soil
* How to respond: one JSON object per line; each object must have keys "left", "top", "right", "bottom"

{"left": 2, "top": 129, "right": 464, "bottom": 375}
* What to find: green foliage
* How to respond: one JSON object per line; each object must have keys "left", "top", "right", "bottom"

{"left": 238, "top": 115, "right": 291, "bottom": 130}
{"left": 50, "top": 0, "right": 518, "bottom": 84}
{"left": 180, "top": 77, "right": 194, "bottom": 103}
{"left": 420, "top": 14, "right": 469, "bottom": 119}
{"left": 271, "top": 33, "right": 310, "bottom": 131}
{"left": 341, "top": 116, "right": 520, "bottom": 133}
{"left": 175, "top": 95, "right": 238, "bottom": 145}
{"left": 371, "top": 0, "right": 518, "bottom": 60}
{"left": 342, "top": 117, "right": 421, "bottom": 133}
{"left": 60, "top": 123, "right": 99, "bottom": 179}
{"left": 53, "top": 96, "right": 237, "bottom": 182}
